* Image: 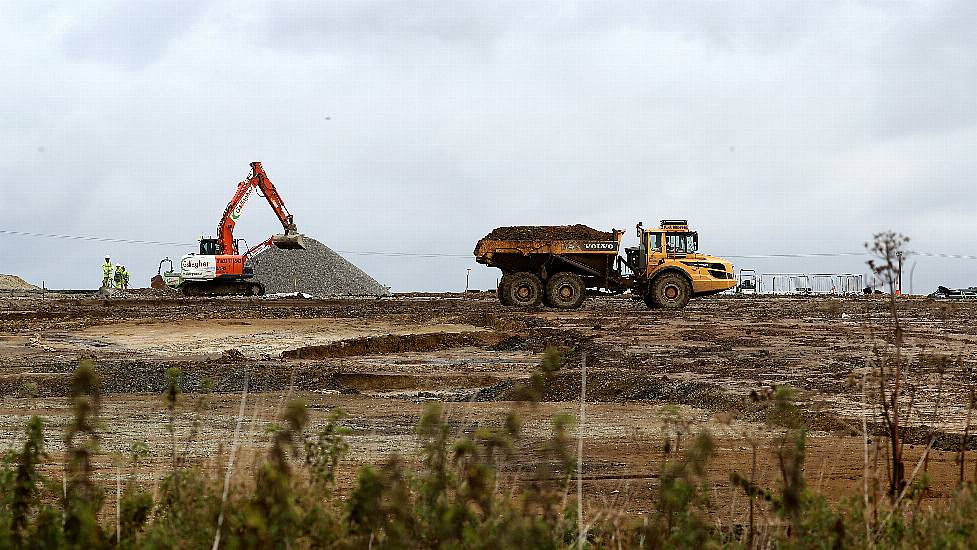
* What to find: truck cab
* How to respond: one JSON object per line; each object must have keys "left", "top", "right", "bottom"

{"left": 629, "top": 220, "right": 735, "bottom": 308}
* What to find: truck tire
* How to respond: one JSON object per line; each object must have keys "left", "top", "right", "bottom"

{"left": 498, "top": 274, "right": 515, "bottom": 306}
{"left": 648, "top": 272, "right": 691, "bottom": 309}
{"left": 503, "top": 272, "right": 543, "bottom": 307}
{"left": 545, "top": 272, "right": 586, "bottom": 309}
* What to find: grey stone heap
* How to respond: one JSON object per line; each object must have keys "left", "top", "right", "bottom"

{"left": 250, "top": 237, "right": 389, "bottom": 297}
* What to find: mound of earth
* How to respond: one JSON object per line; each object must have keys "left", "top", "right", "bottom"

{"left": 250, "top": 237, "right": 389, "bottom": 297}
{"left": 481, "top": 224, "right": 616, "bottom": 241}
{"left": 0, "top": 274, "right": 39, "bottom": 290}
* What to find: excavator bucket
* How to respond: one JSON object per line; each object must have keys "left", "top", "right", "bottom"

{"left": 271, "top": 232, "right": 306, "bottom": 250}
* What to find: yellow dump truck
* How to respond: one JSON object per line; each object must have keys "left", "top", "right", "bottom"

{"left": 473, "top": 219, "right": 735, "bottom": 309}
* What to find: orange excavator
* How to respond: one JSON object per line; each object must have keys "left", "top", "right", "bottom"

{"left": 157, "top": 162, "right": 305, "bottom": 296}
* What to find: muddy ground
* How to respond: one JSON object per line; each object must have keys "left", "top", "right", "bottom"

{"left": 1, "top": 291, "right": 975, "bottom": 520}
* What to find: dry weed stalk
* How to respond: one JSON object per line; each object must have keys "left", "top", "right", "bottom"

{"left": 577, "top": 352, "right": 587, "bottom": 550}
{"left": 866, "top": 231, "right": 910, "bottom": 500}
{"left": 212, "top": 370, "right": 249, "bottom": 550}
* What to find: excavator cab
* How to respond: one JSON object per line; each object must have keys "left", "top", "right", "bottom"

{"left": 199, "top": 238, "right": 221, "bottom": 255}
{"left": 198, "top": 237, "right": 249, "bottom": 255}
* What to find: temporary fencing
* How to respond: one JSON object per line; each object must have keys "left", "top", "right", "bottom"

{"left": 736, "top": 270, "right": 864, "bottom": 295}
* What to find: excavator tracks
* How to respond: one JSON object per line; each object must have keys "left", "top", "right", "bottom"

{"left": 181, "top": 280, "right": 264, "bottom": 297}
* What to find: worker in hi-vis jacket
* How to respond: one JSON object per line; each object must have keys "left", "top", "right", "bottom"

{"left": 102, "top": 257, "right": 114, "bottom": 288}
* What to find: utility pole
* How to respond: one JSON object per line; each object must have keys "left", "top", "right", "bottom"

{"left": 897, "top": 251, "right": 904, "bottom": 295}
{"left": 465, "top": 268, "right": 471, "bottom": 295}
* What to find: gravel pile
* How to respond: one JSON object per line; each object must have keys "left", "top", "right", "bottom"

{"left": 481, "top": 224, "right": 615, "bottom": 241}
{"left": 251, "top": 237, "right": 389, "bottom": 297}
{"left": 0, "top": 274, "right": 39, "bottom": 290}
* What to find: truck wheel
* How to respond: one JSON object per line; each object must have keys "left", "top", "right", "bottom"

{"left": 498, "top": 274, "right": 515, "bottom": 306}
{"left": 545, "top": 272, "right": 586, "bottom": 309}
{"left": 504, "top": 272, "right": 543, "bottom": 307}
{"left": 648, "top": 272, "right": 691, "bottom": 309}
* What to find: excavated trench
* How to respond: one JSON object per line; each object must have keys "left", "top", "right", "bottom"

{"left": 7, "top": 295, "right": 977, "bottom": 452}
{"left": 1, "top": 331, "right": 522, "bottom": 398}
{"left": 280, "top": 331, "right": 508, "bottom": 359}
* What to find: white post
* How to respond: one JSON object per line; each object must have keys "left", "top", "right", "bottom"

{"left": 116, "top": 464, "right": 121, "bottom": 546}
{"left": 577, "top": 353, "right": 587, "bottom": 549}
{"left": 212, "top": 371, "right": 250, "bottom": 550}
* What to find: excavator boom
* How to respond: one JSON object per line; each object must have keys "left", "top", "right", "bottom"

{"left": 217, "top": 162, "right": 305, "bottom": 254}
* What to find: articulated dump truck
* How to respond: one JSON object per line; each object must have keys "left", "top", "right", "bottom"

{"left": 474, "top": 220, "right": 735, "bottom": 309}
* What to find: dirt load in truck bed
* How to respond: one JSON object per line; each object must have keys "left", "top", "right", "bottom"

{"left": 481, "top": 224, "right": 615, "bottom": 242}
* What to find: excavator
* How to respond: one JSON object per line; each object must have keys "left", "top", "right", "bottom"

{"left": 157, "top": 162, "right": 305, "bottom": 296}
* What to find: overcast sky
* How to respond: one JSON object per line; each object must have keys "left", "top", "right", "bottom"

{"left": 1, "top": 1, "right": 974, "bottom": 293}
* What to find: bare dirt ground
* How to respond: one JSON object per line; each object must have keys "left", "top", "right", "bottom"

{"left": 1, "top": 291, "right": 975, "bottom": 519}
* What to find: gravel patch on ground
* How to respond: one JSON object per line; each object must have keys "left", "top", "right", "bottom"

{"left": 0, "top": 274, "right": 39, "bottom": 290}
{"left": 250, "top": 237, "right": 390, "bottom": 297}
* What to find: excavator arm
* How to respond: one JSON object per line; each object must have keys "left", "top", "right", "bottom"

{"left": 216, "top": 162, "right": 304, "bottom": 254}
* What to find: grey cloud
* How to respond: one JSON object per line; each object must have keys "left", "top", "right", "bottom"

{"left": 253, "top": 0, "right": 517, "bottom": 59}
{"left": 864, "top": 1, "right": 977, "bottom": 138}
{"left": 58, "top": 0, "right": 208, "bottom": 68}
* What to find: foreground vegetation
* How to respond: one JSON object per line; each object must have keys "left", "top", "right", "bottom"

{"left": 1, "top": 351, "right": 977, "bottom": 550}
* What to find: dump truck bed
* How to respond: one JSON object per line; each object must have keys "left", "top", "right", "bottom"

{"left": 474, "top": 225, "right": 622, "bottom": 261}
{"left": 474, "top": 225, "right": 629, "bottom": 293}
